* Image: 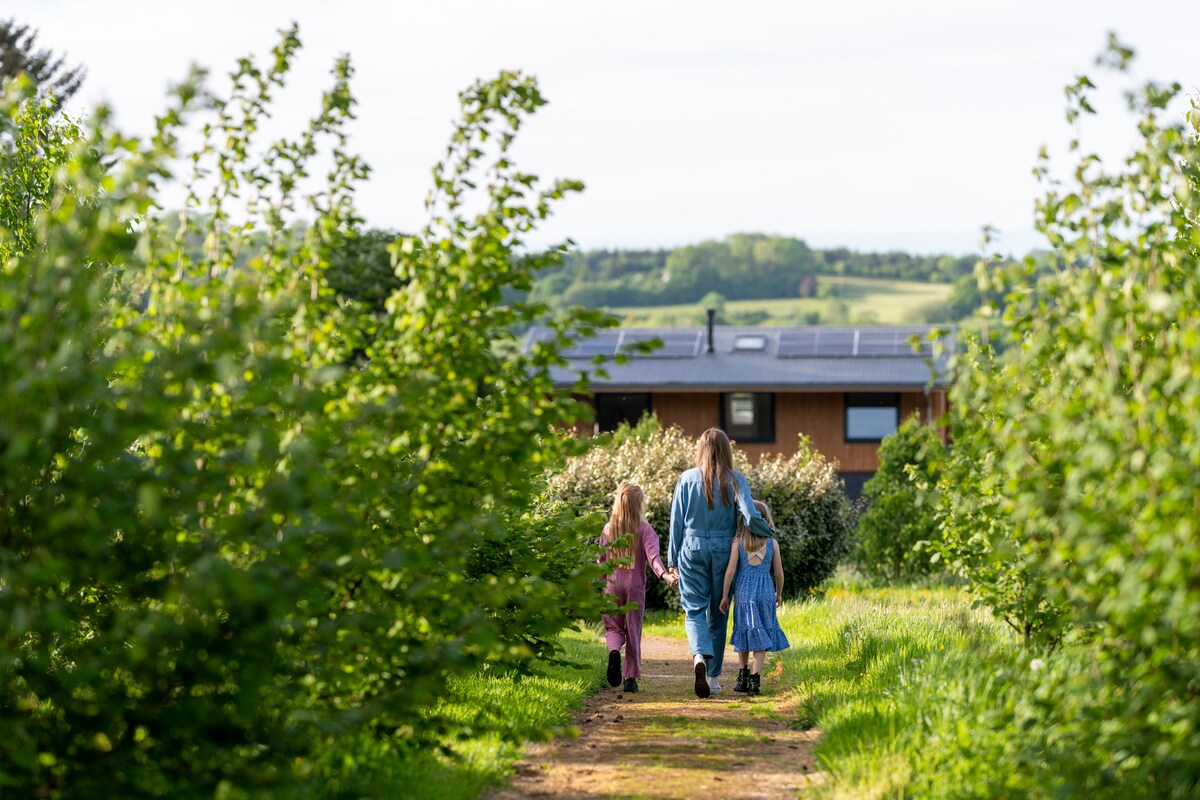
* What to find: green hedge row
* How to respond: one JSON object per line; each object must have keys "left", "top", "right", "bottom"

{"left": 0, "top": 33, "right": 612, "bottom": 798}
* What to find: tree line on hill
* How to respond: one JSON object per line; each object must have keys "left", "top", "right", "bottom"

{"left": 526, "top": 233, "right": 979, "bottom": 309}
{"left": 165, "top": 223, "right": 1028, "bottom": 326}
{"left": 318, "top": 230, "right": 996, "bottom": 324}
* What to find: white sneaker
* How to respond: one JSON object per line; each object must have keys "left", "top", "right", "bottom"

{"left": 708, "top": 675, "right": 722, "bottom": 694}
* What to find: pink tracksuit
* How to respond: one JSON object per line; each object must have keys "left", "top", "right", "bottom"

{"left": 599, "top": 520, "right": 668, "bottom": 679}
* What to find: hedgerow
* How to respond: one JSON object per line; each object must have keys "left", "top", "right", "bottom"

{"left": 0, "top": 28, "right": 611, "bottom": 798}
{"left": 931, "top": 39, "right": 1200, "bottom": 796}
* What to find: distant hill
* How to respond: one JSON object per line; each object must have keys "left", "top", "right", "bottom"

{"left": 528, "top": 233, "right": 977, "bottom": 311}
{"left": 523, "top": 232, "right": 983, "bottom": 325}
{"left": 608, "top": 275, "right": 956, "bottom": 327}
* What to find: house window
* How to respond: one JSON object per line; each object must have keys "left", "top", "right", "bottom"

{"left": 595, "top": 393, "right": 652, "bottom": 433}
{"left": 845, "top": 392, "right": 900, "bottom": 442}
{"left": 720, "top": 392, "right": 774, "bottom": 443}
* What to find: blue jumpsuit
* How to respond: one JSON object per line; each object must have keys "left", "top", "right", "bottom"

{"left": 668, "top": 467, "right": 773, "bottom": 678}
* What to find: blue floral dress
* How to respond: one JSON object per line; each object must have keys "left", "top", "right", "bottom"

{"left": 729, "top": 539, "right": 790, "bottom": 653}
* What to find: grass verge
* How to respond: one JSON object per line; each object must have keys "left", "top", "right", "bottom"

{"left": 765, "top": 587, "right": 1112, "bottom": 799}
{"left": 650, "top": 587, "right": 1059, "bottom": 797}
{"left": 314, "top": 624, "right": 606, "bottom": 799}
{"left": 769, "top": 587, "right": 1009, "bottom": 797}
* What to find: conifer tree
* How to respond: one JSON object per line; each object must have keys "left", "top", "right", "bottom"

{"left": 0, "top": 18, "right": 85, "bottom": 104}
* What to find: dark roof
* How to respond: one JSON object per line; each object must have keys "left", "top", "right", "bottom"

{"left": 523, "top": 324, "right": 955, "bottom": 391}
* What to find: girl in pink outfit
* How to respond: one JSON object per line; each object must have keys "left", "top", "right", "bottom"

{"left": 599, "top": 483, "right": 678, "bottom": 692}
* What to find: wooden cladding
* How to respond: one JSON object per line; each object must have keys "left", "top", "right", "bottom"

{"left": 587, "top": 389, "right": 945, "bottom": 471}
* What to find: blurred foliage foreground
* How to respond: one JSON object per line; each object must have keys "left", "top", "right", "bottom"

{"left": 0, "top": 26, "right": 618, "bottom": 798}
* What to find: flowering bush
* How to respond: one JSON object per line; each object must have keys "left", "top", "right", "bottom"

{"left": 545, "top": 418, "right": 855, "bottom": 609}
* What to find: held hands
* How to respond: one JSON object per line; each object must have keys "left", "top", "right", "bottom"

{"left": 664, "top": 568, "right": 679, "bottom": 588}
{"left": 718, "top": 595, "right": 729, "bottom": 614}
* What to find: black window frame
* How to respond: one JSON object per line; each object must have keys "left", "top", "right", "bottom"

{"left": 839, "top": 471, "right": 876, "bottom": 501}
{"left": 594, "top": 392, "right": 653, "bottom": 433}
{"left": 844, "top": 392, "right": 900, "bottom": 443}
{"left": 718, "top": 392, "right": 775, "bottom": 444}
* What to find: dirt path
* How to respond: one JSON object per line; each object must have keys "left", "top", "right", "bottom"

{"left": 487, "top": 634, "right": 822, "bottom": 800}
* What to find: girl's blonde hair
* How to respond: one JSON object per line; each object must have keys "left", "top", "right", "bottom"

{"left": 696, "top": 428, "right": 734, "bottom": 509}
{"left": 603, "top": 483, "right": 644, "bottom": 563}
{"left": 737, "top": 500, "right": 775, "bottom": 554}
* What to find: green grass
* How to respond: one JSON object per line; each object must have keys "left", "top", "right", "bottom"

{"left": 647, "top": 586, "right": 1059, "bottom": 798}
{"left": 643, "top": 609, "right": 688, "bottom": 637}
{"left": 644, "top": 582, "right": 1147, "bottom": 798}
{"left": 314, "top": 625, "right": 606, "bottom": 799}
{"left": 608, "top": 275, "right": 953, "bottom": 326}
{"left": 765, "top": 587, "right": 1054, "bottom": 799}
{"left": 311, "top": 585, "right": 1076, "bottom": 799}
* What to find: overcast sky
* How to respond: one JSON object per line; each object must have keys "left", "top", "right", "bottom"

{"left": 14, "top": 1, "right": 1199, "bottom": 256}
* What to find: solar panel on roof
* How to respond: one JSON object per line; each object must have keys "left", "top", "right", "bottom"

{"left": 778, "top": 328, "right": 927, "bottom": 358}
{"left": 817, "top": 330, "right": 857, "bottom": 356}
{"left": 864, "top": 330, "right": 936, "bottom": 357}
{"left": 620, "top": 331, "right": 700, "bottom": 358}
{"left": 776, "top": 330, "right": 856, "bottom": 357}
{"left": 563, "top": 332, "right": 621, "bottom": 358}
{"left": 776, "top": 331, "right": 819, "bottom": 357}
{"left": 857, "top": 329, "right": 903, "bottom": 356}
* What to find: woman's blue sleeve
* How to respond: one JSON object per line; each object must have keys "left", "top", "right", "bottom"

{"left": 668, "top": 477, "right": 685, "bottom": 568}
{"left": 735, "top": 472, "right": 775, "bottom": 539}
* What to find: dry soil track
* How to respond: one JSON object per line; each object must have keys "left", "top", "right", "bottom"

{"left": 487, "top": 634, "right": 822, "bottom": 800}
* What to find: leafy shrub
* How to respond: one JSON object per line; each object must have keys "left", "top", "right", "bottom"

{"left": 855, "top": 413, "right": 946, "bottom": 583}
{"left": 930, "top": 333, "right": 1072, "bottom": 649}
{"left": 934, "top": 40, "right": 1200, "bottom": 795}
{"left": 545, "top": 419, "right": 856, "bottom": 609}
{"left": 0, "top": 79, "right": 79, "bottom": 263}
{"left": 0, "top": 29, "right": 611, "bottom": 798}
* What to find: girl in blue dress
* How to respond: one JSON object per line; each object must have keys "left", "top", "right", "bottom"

{"left": 718, "top": 500, "right": 789, "bottom": 695}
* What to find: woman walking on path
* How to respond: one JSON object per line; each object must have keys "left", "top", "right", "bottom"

{"left": 667, "top": 428, "right": 774, "bottom": 698}
{"left": 599, "top": 483, "right": 678, "bottom": 693}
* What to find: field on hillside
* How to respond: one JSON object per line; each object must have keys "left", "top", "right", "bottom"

{"left": 608, "top": 275, "right": 953, "bottom": 326}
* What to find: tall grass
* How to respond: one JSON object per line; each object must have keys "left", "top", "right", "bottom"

{"left": 650, "top": 586, "right": 1123, "bottom": 798}
{"left": 313, "top": 626, "right": 605, "bottom": 799}
{"left": 767, "top": 587, "right": 1113, "bottom": 799}
{"left": 771, "top": 588, "right": 998, "bottom": 794}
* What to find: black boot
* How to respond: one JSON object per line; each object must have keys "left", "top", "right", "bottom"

{"left": 734, "top": 667, "right": 750, "bottom": 693}
{"left": 747, "top": 672, "right": 761, "bottom": 696}
{"left": 623, "top": 677, "right": 638, "bottom": 693}
{"left": 694, "top": 658, "right": 711, "bottom": 698}
{"left": 606, "top": 649, "right": 621, "bottom": 687}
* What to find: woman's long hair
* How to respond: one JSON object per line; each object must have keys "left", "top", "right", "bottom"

{"left": 696, "top": 428, "right": 735, "bottom": 509}
{"left": 603, "top": 483, "right": 644, "bottom": 563}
